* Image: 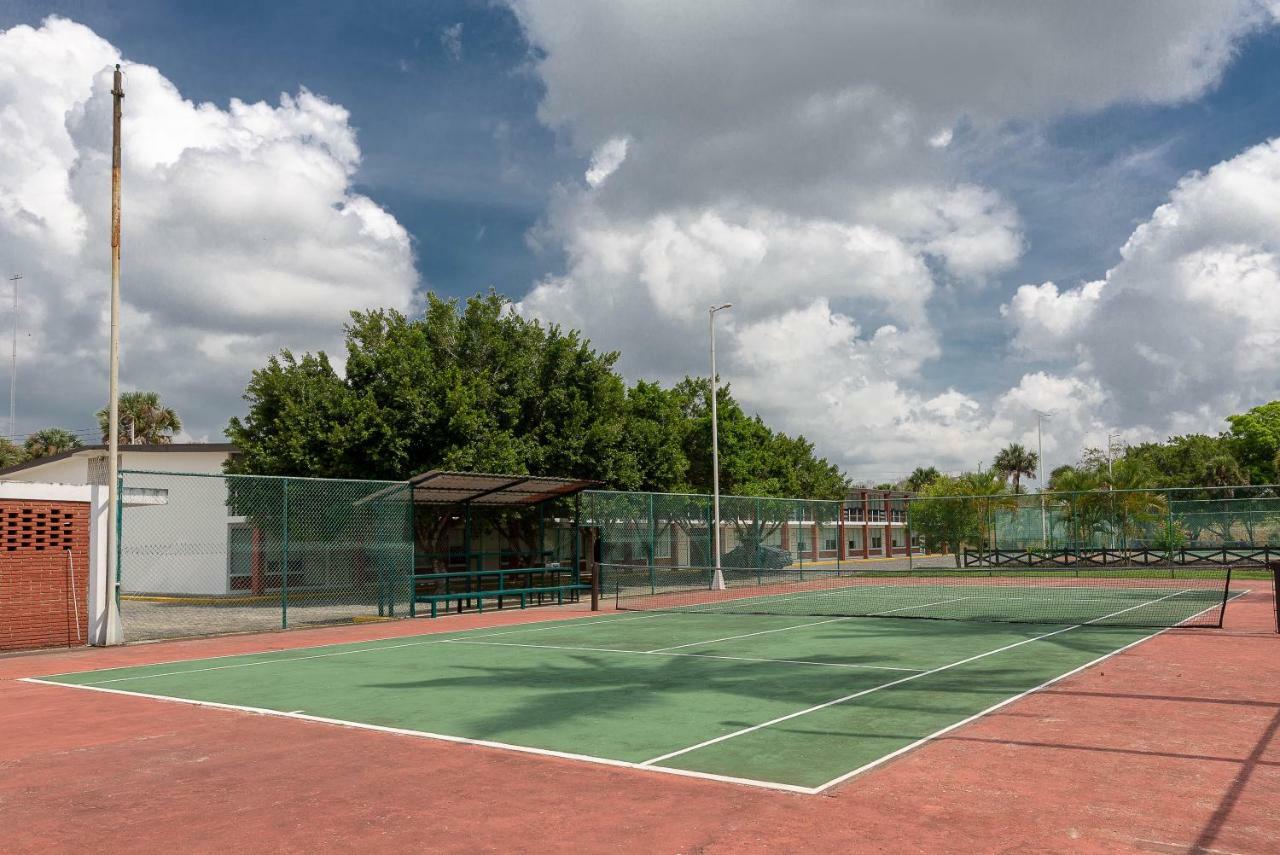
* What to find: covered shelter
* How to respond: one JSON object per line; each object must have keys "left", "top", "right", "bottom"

{"left": 405, "top": 470, "right": 600, "bottom": 616}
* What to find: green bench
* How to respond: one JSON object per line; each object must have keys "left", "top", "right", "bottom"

{"left": 416, "top": 584, "right": 589, "bottom": 618}
{"left": 410, "top": 567, "right": 588, "bottom": 618}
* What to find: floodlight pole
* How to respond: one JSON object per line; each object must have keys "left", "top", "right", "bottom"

{"left": 1107, "top": 432, "right": 1122, "bottom": 478}
{"left": 709, "top": 303, "right": 732, "bottom": 591}
{"left": 104, "top": 65, "right": 124, "bottom": 645}
{"left": 7, "top": 273, "right": 19, "bottom": 439}
{"left": 1035, "top": 410, "right": 1051, "bottom": 547}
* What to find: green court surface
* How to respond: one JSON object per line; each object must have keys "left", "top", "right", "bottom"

{"left": 26, "top": 605, "right": 1202, "bottom": 793}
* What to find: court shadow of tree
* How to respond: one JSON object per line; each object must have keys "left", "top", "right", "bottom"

{"left": 360, "top": 651, "right": 923, "bottom": 748}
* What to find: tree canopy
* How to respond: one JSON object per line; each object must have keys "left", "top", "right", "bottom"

{"left": 23, "top": 428, "right": 83, "bottom": 459}
{"left": 97, "top": 391, "right": 182, "bottom": 444}
{"left": 227, "top": 291, "right": 848, "bottom": 498}
{"left": 0, "top": 437, "right": 23, "bottom": 468}
{"left": 992, "top": 443, "right": 1038, "bottom": 493}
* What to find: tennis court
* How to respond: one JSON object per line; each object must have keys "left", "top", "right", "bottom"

{"left": 25, "top": 578, "right": 1245, "bottom": 793}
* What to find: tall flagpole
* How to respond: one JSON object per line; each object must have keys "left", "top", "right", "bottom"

{"left": 105, "top": 64, "right": 125, "bottom": 644}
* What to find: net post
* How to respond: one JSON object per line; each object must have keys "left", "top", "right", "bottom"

{"left": 591, "top": 558, "right": 600, "bottom": 612}
{"left": 1217, "top": 560, "right": 1232, "bottom": 629}
{"left": 1270, "top": 558, "right": 1279, "bottom": 634}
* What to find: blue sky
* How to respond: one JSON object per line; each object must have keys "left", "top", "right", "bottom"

{"left": 0, "top": 0, "right": 575, "bottom": 294}
{"left": 3, "top": 3, "right": 1280, "bottom": 480}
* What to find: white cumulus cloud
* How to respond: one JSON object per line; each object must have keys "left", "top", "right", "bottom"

{"left": 1005, "top": 138, "right": 1280, "bottom": 437}
{"left": 0, "top": 17, "right": 418, "bottom": 439}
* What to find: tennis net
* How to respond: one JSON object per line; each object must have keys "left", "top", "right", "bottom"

{"left": 606, "top": 562, "right": 1239, "bottom": 628}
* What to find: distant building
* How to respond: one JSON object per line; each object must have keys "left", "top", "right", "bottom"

{"left": 843, "top": 488, "right": 920, "bottom": 558}
{"left": 0, "top": 443, "right": 236, "bottom": 484}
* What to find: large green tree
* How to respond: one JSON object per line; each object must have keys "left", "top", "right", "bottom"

{"left": 226, "top": 291, "right": 847, "bottom": 498}
{"left": 1123, "top": 434, "right": 1238, "bottom": 488}
{"left": 908, "top": 474, "right": 1006, "bottom": 566}
{"left": 670, "top": 377, "right": 846, "bottom": 499}
{"left": 1226, "top": 401, "right": 1280, "bottom": 484}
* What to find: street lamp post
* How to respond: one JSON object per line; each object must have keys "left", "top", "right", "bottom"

{"left": 709, "top": 303, "right": 732, "bottom": 591}
{"left": 1107, "top": 432, "right": 1122, "bottom": 477}
{"left": 1035, "top": 410, "right": 1052, "bottom": 547}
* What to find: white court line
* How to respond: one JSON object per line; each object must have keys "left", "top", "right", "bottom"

{"left": 646, "top": 597, "right": 975, "bottom": 653}
{"left": 15, "top": 677, "right": 817, "bottom": 795}
{"left": 809, "top": 589, "right": 1250, "bottom": 792}
{"left": 441, "top": 638, "right": 924, "bottom": 673}
{"left": 17, "top": 589, "right": 1249, "bottom": 797}
{"left": 639, "top": 588, "right": 1196, "bottom": 767}
{"left": 49, "top": 611, "right": 684, "bottom": 687}
{"left": 33, "top": 608, "right": 682, "bottom": 683}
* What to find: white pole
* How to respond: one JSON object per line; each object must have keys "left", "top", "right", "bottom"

{"left": 7, "top": 273, "right": 19, "bottom": 440}
{"left": 1035, "top": 410, "right": 1050, "bottom": 547}
{"left": 1107, "top": 432, "right": 1121, "bottom": 478}
{"left": 103, "top": 65, "right": 124, "bottom": 645}
{"left": 709, "top": 303, "right": 731, "bottom": 591}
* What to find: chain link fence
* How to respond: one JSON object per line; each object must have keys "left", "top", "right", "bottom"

{"left": 586, "top": 490, "right": 856, "bottom": 594}
{"left": 117, "top": 470, "right": 413, "bottom": 641}
{"left": 907, "top": 485, "right": 1280, "bottom": 572}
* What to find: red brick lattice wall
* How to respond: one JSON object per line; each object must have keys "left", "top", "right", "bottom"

{"left": 0, "top": 499, "right": 90, "bottom": 651}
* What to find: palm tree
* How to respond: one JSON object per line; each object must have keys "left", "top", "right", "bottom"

{"left": 993, "top": 443, "right": 1039, "bottom": 494}
{"left": 0, "top": 437, "right": 23, "bottom": 468}
{"left": 96, "top": 391, "right": 182, "bottom": 444}
{"left": 23, "top": 427, "right": 83, "bottom": 459}
{"left": 904, "top": 466, "right": 941, "bottom": 492}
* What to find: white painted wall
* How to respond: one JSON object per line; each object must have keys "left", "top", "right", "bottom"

{"left": 6, "top": 455, "right": 88, "bottom": 484}
{"left": 119, "top": 471, "right": 235, "bottom": 596}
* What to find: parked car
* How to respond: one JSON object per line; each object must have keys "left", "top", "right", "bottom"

{"left": 721, "top": 543, "right": 794, "bottom": 569}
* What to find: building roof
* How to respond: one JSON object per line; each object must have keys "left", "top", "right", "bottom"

{"left": 0, "top": 443, "right": 237, "bottom": 478}
{"left": 407, "top": 470, "right": 599, "bottom": 507}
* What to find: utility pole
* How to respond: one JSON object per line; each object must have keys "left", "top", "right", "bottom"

{"left": 105, "top": 64, "right": 124, "bottom": 645}
{"left": 1035, "top": 410, "right": 1052, "bottom": 546}
{"left": 7, "top": 273, "right": 19, "bottom": 440}
{"left": 708, "top": 303, "right": 732, "bottom": 591}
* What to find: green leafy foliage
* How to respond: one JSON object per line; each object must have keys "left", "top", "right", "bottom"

{"left": 97, "top": 391, "right": 182, "bottom": 444}
{"left": 903, "top": 466, "right": 941, "bottom": 492}
{"left": 1226, "top": 401, "right": 1280, "bottom": 484}
{"left": 227, "top": 291, "right": 848, "bottom": 497}
{"left": 23, "top": 427, "right": 83, "bottom": 459}
{"left": 0, "top": 437, "right": 24, "bottom": 468}
{"left": 907, "top": 472, "right": 1013, "bottom": 565}
{"left": 992, "top": 443, "right": 1038, "bottom": 493}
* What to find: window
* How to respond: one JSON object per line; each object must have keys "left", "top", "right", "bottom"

{"left": 871, "top": 534, "right": 882, "bottom": 549}
{"left": 653, "top": 525, "right": 672, "bottom": 560}
{"left": 824, "top": 536, "right": 837, "bottom": 551}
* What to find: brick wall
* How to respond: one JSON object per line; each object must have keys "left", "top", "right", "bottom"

{"left": 0, "top": 499, "right": 90, "bottom": 652}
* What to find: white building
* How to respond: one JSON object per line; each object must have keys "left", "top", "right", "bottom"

{"left": 0, "top": 443, "right": 235, "bottom": 484}
{"left": 1, "top": 444, "right": 238, "bottom": 596}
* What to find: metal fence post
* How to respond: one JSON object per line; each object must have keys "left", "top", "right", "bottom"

{"left": 648, "top": 492, "right": 656, "bottom": 594}
{"left": 280, "top": 477, "right": 289, "bottom": 629}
